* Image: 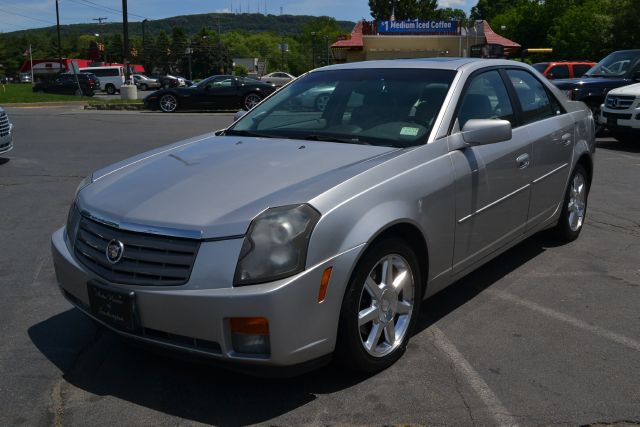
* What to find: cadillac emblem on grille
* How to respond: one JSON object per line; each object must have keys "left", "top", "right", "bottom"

{"left": 106, "top": 239, "right": 125, "bottom": 264}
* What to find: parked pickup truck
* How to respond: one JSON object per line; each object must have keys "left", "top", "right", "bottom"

{"left": 552, "top": 49, "right": 640, "bottom": 131}
{"left": 598, "top": 82, "right": 640, "bottom": 143}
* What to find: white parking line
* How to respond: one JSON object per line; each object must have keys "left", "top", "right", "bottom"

{"left": 430, "top": 326, "right": 520, "bottom": 427}
{"left": 488, "top": 289, "right": 640, "bottom": 352}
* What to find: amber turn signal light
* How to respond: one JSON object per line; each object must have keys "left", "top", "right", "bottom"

{"left": 318, "top": 267, "right": 333, "bottom": 303}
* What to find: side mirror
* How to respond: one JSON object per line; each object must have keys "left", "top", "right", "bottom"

{"left": 545, "top": 72, "right": 554, "bottom": 79}
{"left": 234, "top": 110, "right": 247, "bottom": 121}
{"left": 461, "top": 119, "right": 512, "bottom": 145}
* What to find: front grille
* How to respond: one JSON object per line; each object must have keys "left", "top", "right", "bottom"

{"left": 605, "top": 95, "right": 635, "bottom": 110}
{"left": 603, "top": 111, "right": 633, "bottom": 120}
{"left": 74, "top": 216, "right": 200, "bottom": 286}
{"left": 0, "top": 112, "right": 10, "bottom": 137}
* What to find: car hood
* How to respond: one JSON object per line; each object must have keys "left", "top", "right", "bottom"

{"left": 79, "top": 134, "right": 401, "bottom": 239}
{"left": 552, "top": 76, "right": 631, "bottom": 89}
{"left": 608, "top": 82, "right": 640, "bottom": 96}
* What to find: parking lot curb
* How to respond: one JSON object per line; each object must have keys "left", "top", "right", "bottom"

{"left": 85, "top": 104, "right": 145, "bottom": 111}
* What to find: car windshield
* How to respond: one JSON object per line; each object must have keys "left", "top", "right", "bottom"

{"left": 585, "top": 51, "right": 640, "bottom": 77}
{"left": 227, "top": 68, "right": 455, "bottom": 148}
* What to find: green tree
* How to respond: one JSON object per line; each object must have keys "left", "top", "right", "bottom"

{"left": 369, "top": 0, "right": 438, "bottom": 21}
{"left": 105, "top": 34, "right": 123, "bottom": 63}
{"left": 153, "top": 30, "right": 171, "bottom": 73}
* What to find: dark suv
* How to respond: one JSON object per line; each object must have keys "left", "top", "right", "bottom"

{"left": 552, "top": 50, "right": 640, "bottom": 130}
{"left": 33, "top": 73, "right": 100, "bottom": 96}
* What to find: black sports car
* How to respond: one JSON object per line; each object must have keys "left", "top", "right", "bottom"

{"left": 144, "top": 75, "right": 276, "bottom": 112}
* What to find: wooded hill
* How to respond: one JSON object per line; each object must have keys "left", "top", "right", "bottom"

{"left": 1, "top": 13, "right": 356, "bottom": 39}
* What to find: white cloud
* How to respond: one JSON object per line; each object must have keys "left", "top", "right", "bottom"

{"left": 438, "top": 0, "right": 468, "bottom": 8}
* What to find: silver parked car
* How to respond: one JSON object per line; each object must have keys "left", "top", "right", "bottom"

{"left": 51, "top": 59, "right": 595, "bottom": 374}
{"left": 261, "top": 71, "right": 295, "bottom": 87}
{"left": 0, "top": 107, "right": 14, "bottom": 155}
{"left": 132, "top": 74, "right": 160, "bottom": 91}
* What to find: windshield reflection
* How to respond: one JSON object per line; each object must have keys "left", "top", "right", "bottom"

{"left": 227, "top": 68, "right": 456, "bottom": 148}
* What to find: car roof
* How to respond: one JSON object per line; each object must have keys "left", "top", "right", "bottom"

{"left": 315, "top": 58, "right": 534, "bottom": 75}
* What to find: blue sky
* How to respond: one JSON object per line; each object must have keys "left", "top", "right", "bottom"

{"left": 0, "top": 0, "right": 475, "bottom": 32}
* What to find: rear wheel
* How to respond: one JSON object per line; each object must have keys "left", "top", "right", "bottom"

{"left": 105, "top": 84, "right": 116, "bottom": 95}
{"left": 243, "top": 92, "right": 263, "bottom": 110}
{"left": 552, "top": 165, "right": 590, "bottom": 242}
{"left": 74, "top": 88, "right": 83, "bottom": 97}
{"left": 159, "top": 94, "right": 178, "bottom": 113}
{"left": 335, "top": 237, "right": 422, "bottom": 373}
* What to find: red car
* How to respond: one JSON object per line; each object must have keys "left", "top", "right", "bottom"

{"left": 533, "top": 61, "right": 596, "bottom": 79}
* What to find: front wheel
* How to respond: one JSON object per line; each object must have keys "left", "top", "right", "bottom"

{"left": 551, "top": 165, "right": 590, "bottom": 242}
{"left": 242, "top": 92, "right": 263, "bottom": 111}
{"left": 335, "top": 237, "right": 422, "bottom": 373}
{"left": 139, "top": 83, "right": 148, "bottom": 91}
{"left": 159, "top": 94, "right": 178, "bottom": 113}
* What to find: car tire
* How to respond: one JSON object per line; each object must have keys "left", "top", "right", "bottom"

{"left": 243, "top": 92, "right": 263, "bottom": 111}
{"left": 314, "top": 94, "right": 330, "bottom": 112}
{"left": 74, "top": 88, "right": 83, "bottom": 97}
{"left": 551, "top": 164, "right": 590, "bottom": 243}
{"left": 159, "top": 94, "right": 178, "bottom": 113}
{"left": 335, "top": 237, "right": 423, "bottom": 374}
{"left": 105, "top": 84, "right": 116, "bottom": 95}
{"left": 140, "top": 83, "right": 148, "bottom": 91}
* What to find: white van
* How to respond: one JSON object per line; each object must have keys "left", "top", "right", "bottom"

{"left": 79, "top": 66, "right": 125, "bottom": 94}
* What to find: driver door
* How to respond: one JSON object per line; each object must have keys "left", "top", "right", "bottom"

{"left": 449, "top": 69, "right": 533, "bottom": 273}
{"left": 202, "top": 77, "right": 239, "bottom": 109}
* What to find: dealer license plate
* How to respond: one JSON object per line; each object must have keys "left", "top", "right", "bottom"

{"left": 87, "top": 281, "right": 138, "bottom": 332}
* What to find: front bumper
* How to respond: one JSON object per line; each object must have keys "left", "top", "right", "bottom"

{"left": 51, "top": 227, "right": 362, "bottom": 367}
{"left": 599, "top": 106, "right": 640, "bottom": 132}
{"left": 0, "top": 123, "right": 13, "bottom": 155}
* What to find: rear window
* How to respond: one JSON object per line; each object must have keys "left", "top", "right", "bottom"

{"left": 549, "top": 65, "right": 569, "bottom": 79}
{"left": 573, "top": 64, "right": 592, "bottom": 77}
{"left": 83, "top": 68, "right": 120, "bottom": 77}
{"left": 532, "top": 63, "right": 549, "bottom": 73}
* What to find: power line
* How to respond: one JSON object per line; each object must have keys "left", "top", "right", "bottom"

{"left": 66, "top": 0, "right": 149, "bottom": 21}
{"left": 93, "top": 17, "right": 108, "bottom": 24}
{"left": 0, "top": 6, "right": 56, "bottom": 25}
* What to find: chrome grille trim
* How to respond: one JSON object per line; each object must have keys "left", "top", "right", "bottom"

{"left": 605, "top": 95, "right": 635, "bottom": 110}
{"left": 74, "top": 216, "right": 200, "bottom": 286}
{"left": 0, "top": 113, "right": 10, "bottom": 137}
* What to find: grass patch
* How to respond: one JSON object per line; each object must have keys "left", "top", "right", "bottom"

{"left": 0, "top": 83, "right": 92, "bottom": 103}
{"left": 0, "top": 83, "right": 142, "bottom": 104}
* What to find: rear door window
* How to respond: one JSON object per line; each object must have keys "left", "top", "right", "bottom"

{"left": 572, "top": 64, "right": 592, "bottom": 77}
{"left": 506, "top": 69, "right": 557, "bottom": 124}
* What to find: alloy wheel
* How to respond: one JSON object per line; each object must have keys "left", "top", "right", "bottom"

{"left": 357, "top": 254, "right": 414, "bottom": 357}
{"left": 160, "top": 95, "right": 178, "bottom": 113}
{"left": 244, "top": 93, "right": 262, "bottom": 110}
{"left": 567, "top": 172, "right": 587, "bottom": 232}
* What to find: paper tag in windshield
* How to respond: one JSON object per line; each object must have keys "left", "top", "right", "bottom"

{"left": 400, "top": 127, "right": 419, "bottom": 136}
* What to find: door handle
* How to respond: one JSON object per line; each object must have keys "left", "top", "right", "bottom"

{"left": 561, "top": 132, "right": 572, "bottom": 146}
{"left": 516, "top": 153, "right": 530, "bottom": 169}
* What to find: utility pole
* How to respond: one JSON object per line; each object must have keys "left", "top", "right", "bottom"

{"left": 93, "top": 17, "right": 108, "bottom": 24}
{"left": 55, "top": 0, "right": 63, "bottom": 73}
{"left": 142, "top": 19, "right": 148, "bottom": 72}
{"left": 122, "top": 0, "right": 130, "bottom": 83}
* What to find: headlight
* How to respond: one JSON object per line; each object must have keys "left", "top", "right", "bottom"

{"left": 74, "top": 174, "right": 93, "bottom": 199}
{"left": 234, "top": 204, "right": 320, "bottom": 286}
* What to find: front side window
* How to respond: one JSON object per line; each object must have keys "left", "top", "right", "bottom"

{"left": 506, "top": 69, "right": 556, "bottom": 124}
{"left": 456, "top": 70, "right": 515, "bottom": 129}
{"left": 573, "top": 64, "right": 592, "bottom": 77}
{"left": 548, "top": 65, "right": 569, "bottom": 79}
{"left": 227, "top": 68, "right": 456, "bottom": 148}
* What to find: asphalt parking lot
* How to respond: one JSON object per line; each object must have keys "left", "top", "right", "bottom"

{"left": 0, "top": 105, "right": 639, "bottom": 426}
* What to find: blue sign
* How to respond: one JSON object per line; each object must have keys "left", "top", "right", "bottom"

{"left": 378, "top": 20, "right": 458, "bottom": 34}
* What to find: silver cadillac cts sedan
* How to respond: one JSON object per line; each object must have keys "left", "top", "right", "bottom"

{"left": 52, "top": 58, "right": 595, "bottom": 374}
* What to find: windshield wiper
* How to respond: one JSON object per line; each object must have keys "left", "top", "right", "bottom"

{"left": 303, "top": 134, "right": 370, "bottom": 145}
{"left": 223, "top": 129, "right": 278, "bottom": 138}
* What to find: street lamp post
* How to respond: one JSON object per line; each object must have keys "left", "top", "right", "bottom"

{"left": 122, "top": 0, "right": 130, "bottom": 83}
{"left": 55, "top": 0, "right": 63, "bottom": 72}
{"left": 142, "top": 19, "right": 148, "bottom": 71}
